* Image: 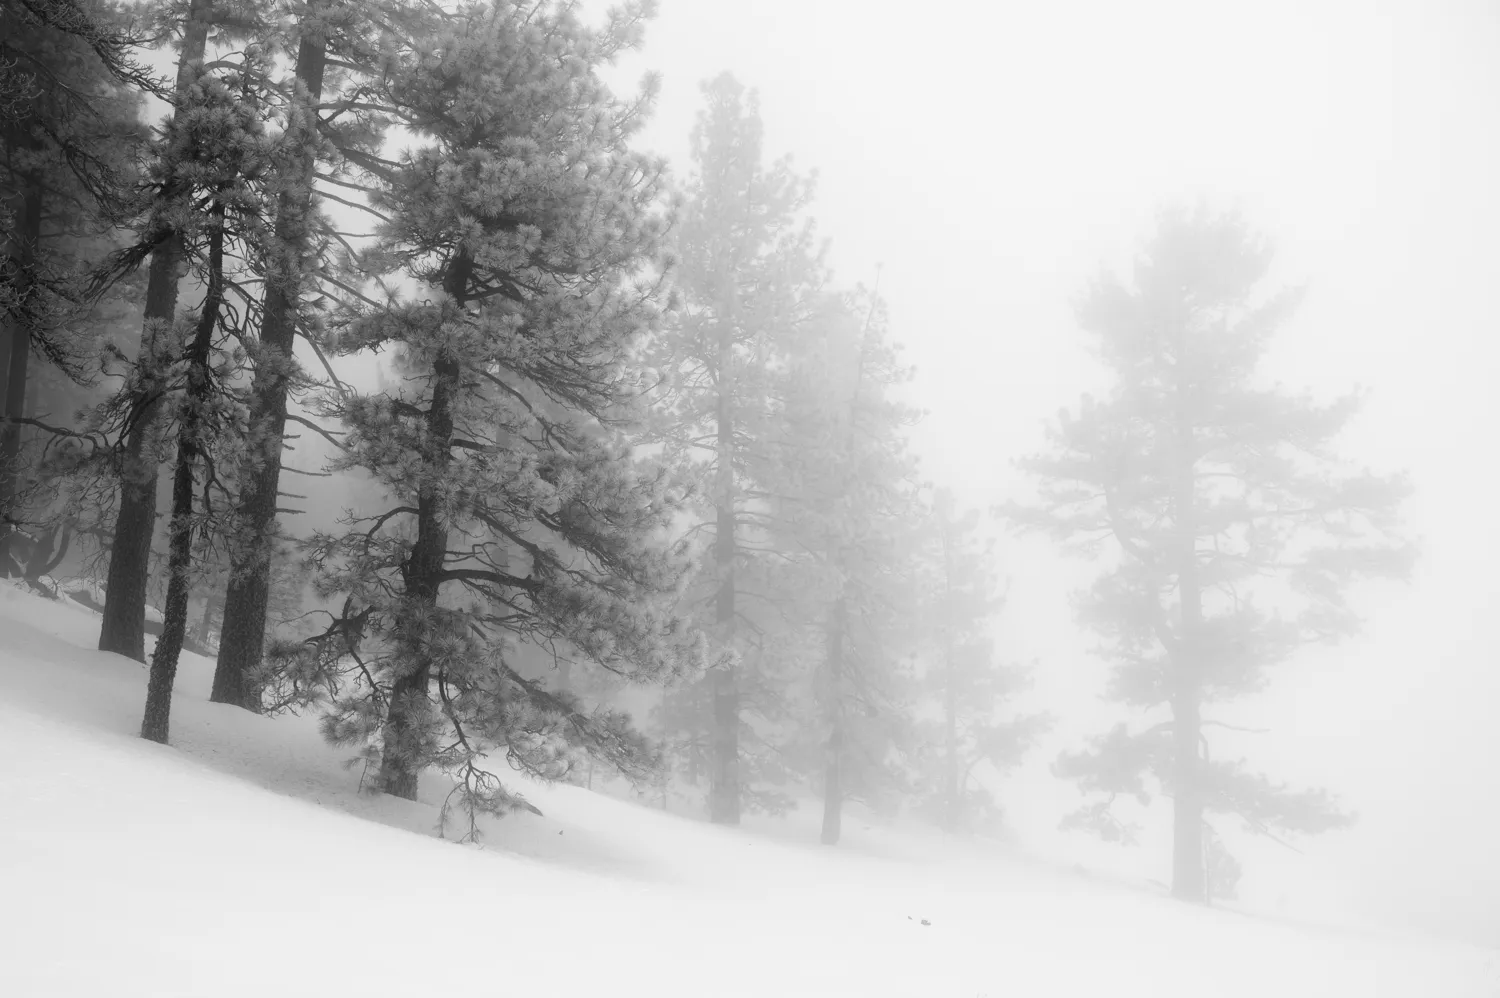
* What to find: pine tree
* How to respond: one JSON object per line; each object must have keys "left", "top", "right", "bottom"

{"left": 1005, "top": 206, "right": 1414, "bottom": 901}
{"left": 0, "top": 0, "right": 143, "bottom": 571}
{"left": 0, "top": 0, "right": 155, "bottom": 108}
{"left": 912, "top": 489, "right": 1049, "bottom": 833}
{"left": 648, "top": 72, "right": 824, "bottom": 823}
{"left": 275, "top": 0, "right": 704, "bottom": 823}
{"left": 96, "top": 0, "right": 257, "bottom": 660}
{"left": 211, "top": 0, "right": 436, "bottom": 709}
{"left": 779, "top": 289, "right": 921, "bottom": 845}
{"left": 137, "top": 49, "right": 276, "bottom": 743}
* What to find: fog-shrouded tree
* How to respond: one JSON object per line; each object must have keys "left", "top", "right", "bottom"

{"left": 647, "top": 71, "right": 825, "bottom": 824}
{"left": 1005, "top": 206, "right": 1414, "bottom": 902}
{"left": 0, "top": 0, "right": 144, "bottom": 572}
{"left": 779, "top": 288, "right": 921, "bottom": 845}
{"left": 0, "top": 0, "right": 156, "bottom": 112}
{"left": 912, "top": 489, "right": 1050, "bottom": 834}
{"left": 268, "top": 0, "right": 707, "bottom": 828}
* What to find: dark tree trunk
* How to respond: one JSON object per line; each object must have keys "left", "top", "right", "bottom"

{"left": 25, "top": 522, "right": 70, "bottom": 580}
{"left": 1170, "top": 373, "right": 1205, "bottom": 902}
{"left": 212, "top": 17, "right": 328, "bottom": 709}
{"left": 141, "top": 202, "right": 224, "bottom": 745}
{"left": 98, "top": 0, "right": 214, "bottom": 662}
{"left": 708, "top": 320, "right": 740, "bottom": 824}
{"left": 376, "top": 255, "right": 468, "bottom": 800}
{"left": 820, "top": 596, "right": 846, "bottom": 846}
{"left": 0, "top": 176, "right": 43, "bottom": 573}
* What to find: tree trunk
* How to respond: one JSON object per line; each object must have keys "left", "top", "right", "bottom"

{"left": 212, "top": 16, "right": 328, "bottom": 709}
{"left": 376, "top": 254, "right": 467, "bottom": 800}
{"left": 0, "top": 176, "right": 43, "bottom": 574}
{"left": 939, "top": 515, "right": 960, "bottom": 832}
{"left": 98, "top": 0, "right": 214, "bottom": 661}
{"left": 1170, "top": 371, "right": 1205, "bottom": 902}
{"left": 192, "top": 585, "right": 219, "bottom": 648}
{"left": 141, "top": 201, "right": 224, "bottom": 745}
{"left": 708, "top": 319, "right": 739, "bottom": 825}
{"left": 820, "top": 596, "right": 846, "bottom": 846}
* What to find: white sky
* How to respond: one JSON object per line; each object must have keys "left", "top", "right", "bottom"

{"left": 601, "top": 0, "right": 1500, "bottom": 946}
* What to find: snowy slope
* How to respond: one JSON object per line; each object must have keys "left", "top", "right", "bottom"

{"left": 0, "top": 586, "right": 1494, "bottom": 998}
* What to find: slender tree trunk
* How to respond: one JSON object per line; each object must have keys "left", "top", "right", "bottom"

{"left": 0, "top": 176, "right": 43, "bottom": 574}
{"left": 212, "top": 16, "right": 329, "bottom": 709}
{"left": 192, "top": 585, "right": 219, "bottom": 647}
{"left": 820, "top": 595, "right": 846, "bottom": 846}
{"left": 939, "top": 515, "right": 960, "bottom": 832}
{"left": 377, "top": 255, "right": 467, "bottom": 800}
{"left": 1170, "top": 378, "right": 1205, "bottom": 902}
{"left": 708, "top": 319, "right": 740, "bottom": 824}
{"left": 99, "top": 0, "right": 215, "bottom": 661}
{"left": 141, "top": 203, "right": 225, "bottom": 744}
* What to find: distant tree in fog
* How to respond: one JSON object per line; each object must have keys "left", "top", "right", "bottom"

{"left": 912, "top": 490, "right": 1050, "bottom": 834}
{"left": 778, "top": 289, "right": 921, "bottom": 846}
{"left": 1006, "top": 206, "right": 1413, "bottom": 902}
{"left": 0, "top": 0, "right": 143, "bottom": 574}
{"left": 647, "top": 71, "right": 826, "bottom": 824}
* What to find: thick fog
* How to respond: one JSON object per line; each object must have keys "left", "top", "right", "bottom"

{"left": 595, "top": 0, "right": 1500, "bottom": 945}
{"left": 5, "top": 0, "right": 1498, "bottom": 980}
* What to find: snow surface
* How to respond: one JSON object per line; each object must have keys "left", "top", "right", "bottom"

{"left": 0, "top": 585, "right": 1494, "bottom": 998}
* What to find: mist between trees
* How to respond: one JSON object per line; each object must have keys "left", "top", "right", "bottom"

{"left": 0, "top": 0, "right": 1411, "bottom": 903}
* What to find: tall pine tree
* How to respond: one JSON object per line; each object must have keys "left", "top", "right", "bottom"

{"left": 779, "top": 289, "right": 921, "bottom": 845}
{"left": 211, "top": 0, "right": 438, "bottom": 708}
{"left": 648, "top": 72, "right": 824, "bottom": 823}
{"left": 138, "top": 50, "right": 275, "bottom": 743}
{"left": 276, "top": 0, "right": 705, "bottom": 821}
{"left": 96, "top": 0, "right": 224, "bottom": 660}
{"left": 1006, "top": 206, "right": 1413, "bottom": 901}
{"left": 0, "top": 0, "right": 143, "bottom": 571}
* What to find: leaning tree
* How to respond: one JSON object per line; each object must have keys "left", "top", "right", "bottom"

{"left": 1006, "top": 206, "right": 1413, "bottom": 902}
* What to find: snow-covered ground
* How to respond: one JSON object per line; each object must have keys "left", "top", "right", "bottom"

{"left": 0, "top": 585, "right": 1494, "bottom": 998}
